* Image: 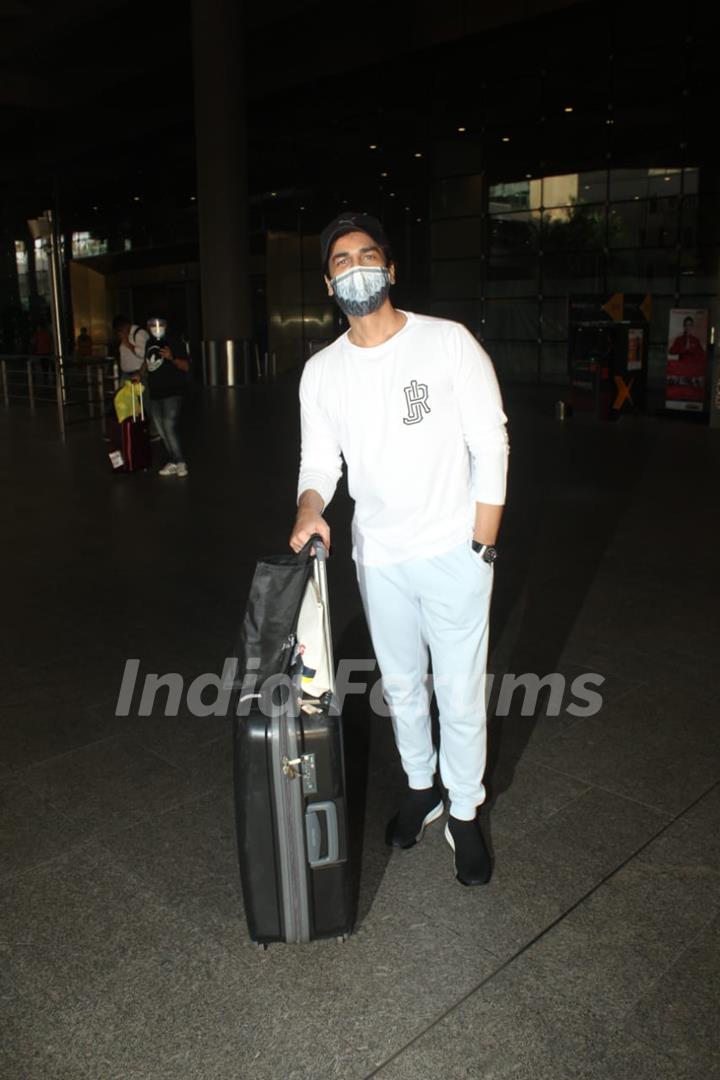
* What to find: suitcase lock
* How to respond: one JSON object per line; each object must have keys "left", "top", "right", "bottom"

{"left": 282, "top": 753, "right": 318, "bottom": 795}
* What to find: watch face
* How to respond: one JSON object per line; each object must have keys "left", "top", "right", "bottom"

{"left": 482, "top": 546, "right": 498, "bottom": 565}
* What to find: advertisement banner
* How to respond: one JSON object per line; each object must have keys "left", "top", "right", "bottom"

{"left": 628, "top": 327, "right": 644, "bottom": 371}
{"left": 709, "top": 350, "right": 720, "bottom": 429}
{"left": 665, "top": 308, "right": 708, "bottom": 412}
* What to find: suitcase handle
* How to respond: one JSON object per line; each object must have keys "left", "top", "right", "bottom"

{"left": 306, "top": 535, "right": 335, "bottom": 696}
{"left": 305, "top": 801, "right": 339, "bottom": 868}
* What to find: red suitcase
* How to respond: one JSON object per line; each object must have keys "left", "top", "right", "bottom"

{"left": 108, "top": 416, "right": 151, "bottom": 473}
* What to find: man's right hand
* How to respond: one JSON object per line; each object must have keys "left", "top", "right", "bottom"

{"left": 289, "top": 508, "right": 330, "bottom": 554}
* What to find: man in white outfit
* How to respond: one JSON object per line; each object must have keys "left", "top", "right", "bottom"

{"left": 290, "top": 212, "right": 508, "bottom": 886}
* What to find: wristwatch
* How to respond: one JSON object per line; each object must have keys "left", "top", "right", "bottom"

{"left": 472, "top": 540, "right": 498, "bottom": 565}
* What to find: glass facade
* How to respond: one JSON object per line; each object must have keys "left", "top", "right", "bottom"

{"left": 430, "top": 166, "right": 715, "bottom": 385}
{"left": 71, "top": 232, "right": 109, "bottom": 260}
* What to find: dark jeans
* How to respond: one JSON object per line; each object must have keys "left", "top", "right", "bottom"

{"left": 152, "top": 395, "right": 184, "bottom": 463}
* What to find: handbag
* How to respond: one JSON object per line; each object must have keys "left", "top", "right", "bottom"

{"left": 114, "top": 380, "right": 145, "bottom": 424}
{"left": 234, "top": 536, "right": 323, "bottom": 688}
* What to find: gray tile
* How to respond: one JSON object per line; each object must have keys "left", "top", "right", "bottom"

{"left": 486, "top": 761, "right": 591, "bottom": 847}
{"left": 553, "top": 650, "right": 645, "bottom": 710}
{"left": 564, "top": 632, "right": 718, "bottom": 711}
{"left": 511, "top": 820, "right": 719, "bottom": 1020}
{"left": 55, "top": 948, "right": 362, "bottom": 1080}
{"left": 1, "top": 865, "right": 346, "bottom": 1079}
{"left": 355, "top": 788, "right": 666, "bottom": 963}
{"left": 587, "top": 682, "right": 720, "bottom": 752}
{"left": 516, "top": 786, "right": 670, "bottom": 874}
{"left": 372, "top": 964, "right": 629, "bottom": 1080}
{"left": 0, "top": 962, "right": 93, "bottom": 1080}
{"left": 118, "top": 713, "right": 230, "bottom": 767}
{"left": 526, "top": 697, "right": 720, "bottom": 815}
{"left": 0, "top": 760, "right": 15, "bottom": 791}
{"left": 252, "top": 908, "right": 501, "bottom": 1075}
{"left": 577, "top": 1037, "right": 699, "bottom": 1080}
{"left": 1, "top": 850, "right": 359, "bottom": 1080}
{"left": 625, "top": 915, "right": 720, "bottom": 1074}
{"left": 0, "top": 843, "right": 200, "bottom": 958}
{"left": 116, "top": 711, "right": 234, "bottom": 795}
{"left": 21, "top": 736, "right": 209, "bottom": 838}
{"left": 98, "top": 788, "right": 248, "bottom": 955}
{"left": 0, "top": 699, "right": 119, "bottom": 769}
{"left": 678, "top": 781, "right": 720, "bottom": 848}
{"left": 1, "top": 655, "right": 130, "bottom": 714}
{"left": 0, "top": 782, "right": 89, "bottom": 878}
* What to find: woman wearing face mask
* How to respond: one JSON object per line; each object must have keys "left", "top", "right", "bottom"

{"left": 144, "top": 317, "right": 191, "bottom": 477}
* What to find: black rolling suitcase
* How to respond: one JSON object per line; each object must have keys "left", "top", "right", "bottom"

{"left": 232, "top": 538, "right": 352, "bottom": 945}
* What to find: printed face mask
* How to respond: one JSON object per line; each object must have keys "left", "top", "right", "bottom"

{"left": 330, "top": 265, "right": 391, "bottom": 318}
{"left": 147, "top": 320, "right": 167, "bottom": 339}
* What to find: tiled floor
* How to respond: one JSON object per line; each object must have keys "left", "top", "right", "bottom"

{"left": 1, "top": 383, "right": 718, "bottom": 1078}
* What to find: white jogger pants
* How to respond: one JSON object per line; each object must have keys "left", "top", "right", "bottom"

{"left": 356, "top": 542, "right": 493, "bottom": 821}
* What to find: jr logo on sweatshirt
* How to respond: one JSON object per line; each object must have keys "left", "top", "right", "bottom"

{"left": 402, "top": 379, "right": 431, "bottom": 425}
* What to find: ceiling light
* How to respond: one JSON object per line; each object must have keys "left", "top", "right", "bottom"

{"left": 369, "top": 144, "right": 378, "bottom": 150}
{"left": 133, "top": 196, "right": 140, "bottom": 202}
{"left": 416, "top": 217, "right": 422, "bottom": 222}
{"left": 414, "top": 152, "right": 423, "bottom": 158}
{"left": 564, "top": 106, "right": 574, "bottom": 113}
{"left": 501, "top": 136, "right": 510, "bottom": 143}
{"left": 190, "top": 196, "right": 196, "bottom": 202}
{"left": 271, "top": 191, "right": 277, "bottom": 197}
{"left": 389, "top": 192, "right": 396, "bottom": 197}
{"left": 457, "top": 126, "right": 466, "bottom": 133}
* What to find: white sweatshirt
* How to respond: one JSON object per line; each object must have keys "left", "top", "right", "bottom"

{"left": 298, "top": 311, "right": 509, "bottom": 566}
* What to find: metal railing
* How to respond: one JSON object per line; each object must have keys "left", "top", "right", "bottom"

{"left": 1, "top": 342, "right": 290, "bottom": 439}
{"left": 0, "top": 353, "right": 120, "bottom": 440}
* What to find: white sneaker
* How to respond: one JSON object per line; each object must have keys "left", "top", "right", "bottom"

{"left": 176, "top": 462, "right": 188, "bottom": 477}
{"left": 159, "top": 463, "right": 178, "bottom": 476}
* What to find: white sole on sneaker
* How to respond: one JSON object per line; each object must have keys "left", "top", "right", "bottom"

{"left": 415, "top": 800, "right": 445, "bottom": 842}
{"left": 445, "top": 822, "right": 461, "bottom": 879}
{"left": 444, "top": 822, "right": 492, "bottom": 886}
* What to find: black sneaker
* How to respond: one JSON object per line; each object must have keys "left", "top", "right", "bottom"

{"left": 385, "top": 785, "right": 445, "bottom": 849}
{"left": 445, "top": 815, "right": 492, "bottom": 886}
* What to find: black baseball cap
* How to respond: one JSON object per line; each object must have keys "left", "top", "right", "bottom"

{"left": 320, "top": 211, "right": 391, "bottom": 274}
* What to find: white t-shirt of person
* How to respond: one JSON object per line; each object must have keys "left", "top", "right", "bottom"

{"left": 298, "top": 311, "right": 509, "bottom": 567}
{"left": 119, "top": 325, "right": 149, "bottom": 373}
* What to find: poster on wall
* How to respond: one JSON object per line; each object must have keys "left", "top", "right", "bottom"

{"left": 628, "top": 327, "right": 644, "bottom": 371}
{"left": 665, "top": 309, "right": 708, "bottom": 412}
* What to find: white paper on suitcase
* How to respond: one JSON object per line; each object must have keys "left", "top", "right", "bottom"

{"left": 296, "top": 578, "right": 331, "bottom": 698}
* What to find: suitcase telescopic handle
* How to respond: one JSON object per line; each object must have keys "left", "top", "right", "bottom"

{"left": 307, "top": 533, "right": 327, "bottom": 560}
{"left": 306, "top": 534, "right": 335, "bottom": 695}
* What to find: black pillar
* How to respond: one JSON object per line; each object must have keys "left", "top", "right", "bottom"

{"left": 192, "top": 0, "right": 251, "bottom": 383}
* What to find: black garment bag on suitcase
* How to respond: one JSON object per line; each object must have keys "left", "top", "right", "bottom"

{"left": 232, "top": 537, "right": 352, "bottom": 945}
